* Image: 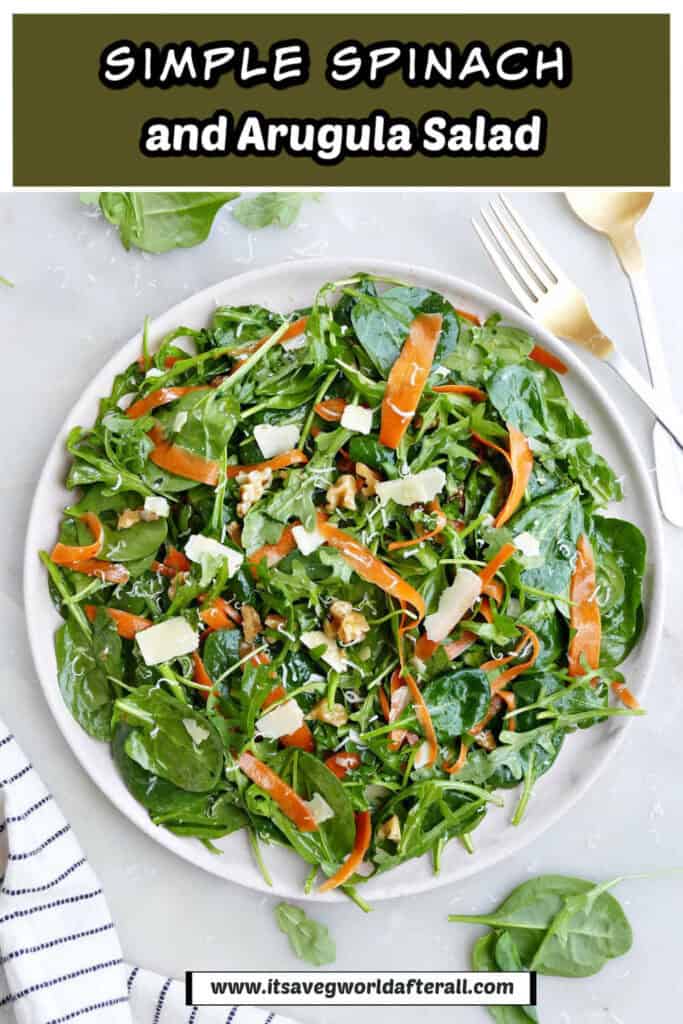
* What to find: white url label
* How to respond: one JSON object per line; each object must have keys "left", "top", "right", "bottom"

{"left": 187, "top": 970, "right": 536, "bottom": 1007}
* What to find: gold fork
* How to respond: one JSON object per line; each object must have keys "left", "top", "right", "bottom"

{"left": 473, "top": 195, "right": 683, "bottom": 451}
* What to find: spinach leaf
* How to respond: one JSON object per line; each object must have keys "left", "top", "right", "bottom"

{"left": 471, "top": 934, "right": 536, "bottom": 1024}
{"left": 451, "top": 874, "right": 632, "bottom": 977}
{"left": 350, "top": 284, "right": 459, "bottom": 376}
{"left": 591, "top": 516, "right": 646, "bottom": 667}
{"left": 55, "top": 612, "right": 121, "bottom": 741}
{"left": 202, "top": 628, "right": 242, "bottom": 683}
{"left": 507, "top": 486, "right": 583, "bottom": 597}
{"left": 97, "top": 192, "right": 240, "bottom": 252}
{"left": 275, "top": 903, "right": 336, "bottom": 966}
{"left": 100, "top": 517, "right": 167, "bottom": 562}
{"left": 296, "top": 750, "right": 356, "bottom": 859}
{"left": 233, "top": 193, "right": 312, "bottom": 229}
{"left": 423, "top": 669, "right": 490, "bottom": 742}
{"left": 489, "top": 365, "right": 589, "bottom": 441}
{"left": 112, "top": 725, "right": 246, "bottom": 840}
{"left": 113, "top": 686, "right": 224, "bottom": 792}
{"left": 347, "top": 436, "right": 398, "bottom": 478}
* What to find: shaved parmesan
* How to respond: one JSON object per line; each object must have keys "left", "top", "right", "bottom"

{"left": 185, "top": 534, "right": 244, "bottom": 578}
{"left": 136, "top": 617, "right": 198, "bottom": 666}
{"left": 304, "top": 792, "right": 335, "bottom": 824}
{"left": 301, "top": 630, "right": 348, "bottom": 673}
{"left": 182, "top": 718, "right": 210, "bottom": 745}
{"left": 414, "top": 741, "right": 432, "bottom": 769}
{"left": 145, "top": 367, "right": 164, "bottom": 379}
{"left": 144, "top": 496, "right": 169, "bottom": 518}
{"left": 514, "top": 531, "right": 541, "bottom": 558}
{"left": 255, "top": 699, "right": 304, "bottom": 740}
{"left": 376, "top": 468, "right": 446, "bottom": 507}
{"left": 254, "top": 423, "right": 300, "bottom": 459}
{"left": 173, "top": 411, "right": 188, "bottom": 433}
{"left": 340, "top": 404, "right": 373, "bottom": 435}
{"left": 292, "top": 524, "right": 325, "bottom": 556}
{"left": 424, "top": 568, "right": 482, "bottom": 643}
{"left": 282, "top": 333, "right": 307, "bottom": 352}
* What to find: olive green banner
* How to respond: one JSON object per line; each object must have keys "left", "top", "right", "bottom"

{"left": 13, "top": 14, "right": 669, "bottom": 186}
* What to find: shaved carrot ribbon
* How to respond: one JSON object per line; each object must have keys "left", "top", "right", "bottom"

{"left": 479, "top": 541, "right": 517, "bottom": 594}
{"left": 158, "top": 546, "right": 191, "bottom": 574}
{"left": 325, "top": 752, "right": 361, "bottom": 779}
{"left": 315, "top": 513, "right": 425, "bottom": 629}
{"left": 432, "top": 384, "right": 487, "bottom": 402}
{"left": 481, "top": 626, "right": 540, "bottom": 693}
{"left": 199, "top": 597, "right": 241, "bottom": 631}
{"left": 611, "top": 680, "right": 640, "bottom": 709}
{"left": 84, "top": 605, "right": 151, "bottom": 639}
{"left": 148, "top": 425, "right": 219, "bottom": 487}
{"left": 231, "top": 316, "right": 309, "bottom": 367}
{"left": 51, "top": 513, "right": 103, "bottom": 564}
{"left": 387, "top": 499, "right": 446, "bottom": 551}
{"left": 58, "top": 559, "right": 129, "bottom": 584}
{"left": 568, "top": 534, "right": 601, "bottom": 678}
{"left": 379, "top": 313, "right": 443, "bottom": 449}
{"left": 403, "top": 671, "right": 438, "bottom": 768}
{"left": 455, "top": 308, "right": 481, "bottom": 325}
{"left": 192, "top": 651, "right": 215, "bottom": 699}
{"left": 530, "top": 344, "right": 568, "bottom": 375}
{"left": 314, "top": 397, "right": 346, "bottom": 422}
{"left": 248, "top": 524, "right": 297, "bottom": 573}
{"left": 319, "top": 810, "right": 371, "bottom": 892}
{"left": 262, "top": 685, "right": 315, "bottom": 752}
{"left": 443, "top": 739, "right": 469, "bottom": 775}
{"left": 126, "top": 386, "right": 208, "bottom": 420}
{"left": 473, "top": 426, "right": 533, "bottom": 528}
{"left": 497, "top": 689, "right": 517, "bottom": 730}
{"left": 226, "top": 449, "right": 308, "bottom": 479}
{"left": 469, "top": 694, "right": 504, "bottom": 736}
{"left": 238, "top": 751, "right": 318, "bottom": 832}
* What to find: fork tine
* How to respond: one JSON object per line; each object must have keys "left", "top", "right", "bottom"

{"left": 472, "top": 217, "right": 537, "bottom": 316}
{"left": 498, "top": 194, "right": 561, "bottom": 284}
{"left": 481, "top": 204, "right": 545, "bottom": 300}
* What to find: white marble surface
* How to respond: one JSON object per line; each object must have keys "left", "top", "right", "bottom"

{"left": 0, "top": 191, "right": 682, "bottom": 1024}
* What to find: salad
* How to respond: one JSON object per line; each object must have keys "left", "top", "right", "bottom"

{"left": 42, "top": 273, "right": 646, "bottom": 901}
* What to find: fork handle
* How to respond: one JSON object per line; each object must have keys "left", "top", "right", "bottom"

{"left": 606, "top": 349, "right": 683, "bottom": 451}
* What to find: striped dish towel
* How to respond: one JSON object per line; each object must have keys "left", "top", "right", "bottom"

{"left": 0, "top": 723, "right": 296, "bottom": 1024}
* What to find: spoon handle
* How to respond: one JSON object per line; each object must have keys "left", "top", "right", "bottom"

{"left": 627, "top": 265, "right": 683, "bottom": 527}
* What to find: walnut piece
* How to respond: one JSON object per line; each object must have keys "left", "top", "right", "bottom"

{"left": 328, "top": 599, "right": 370, "bottom": 646}
{"left": 326, "top": 474, "right": 357, "bottom": 512}
{"left": 265, "top": 613, "right": 286, "bottom": 632}
{"left": 236, "top": 466, "right": 273, "bottom": 518}
{"left": 241, "top": 604, "right": 262, "bottom": 644}
{"left": 355, "top": 462, "right": 380, "bottom": 497}
{"left": 226, "top": 520, "right": 242, "bottom": 546}
{"left": 376, "top": 814, "right": 401, "bottom": 844}
{"left": 308, "top": 699, "right": 348, "bottom": 727}
{"left": 117, "top": 508, "right": 142, "bottom": 530}
{"left": 168, "top": 571, "right": 188, "bottom": 602}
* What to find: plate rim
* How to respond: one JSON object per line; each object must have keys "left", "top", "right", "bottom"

{"left": 23, "top": 256, "right": 665, "bottom": 901}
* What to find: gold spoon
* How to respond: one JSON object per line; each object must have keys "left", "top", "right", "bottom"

{"left": 566, "top": 191, "right": 683, "bottom": 527}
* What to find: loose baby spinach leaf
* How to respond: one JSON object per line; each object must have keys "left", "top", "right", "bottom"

{"left": 113, "top": 686, "right": 224, "bottom": 792}
{"left": 55, "top": 612, "right": 121, "bottom": 741}
{"left": 423, "top": 669, "right": 490, "bottom": 742}
{"left": 471, "top": 934, "right": 536, "bottom": 1024}
{"left": 275, "top": 902, "right": 336, "bottom": 966}
{"left": 233, "top": 192, "right": 313, "bottom": 229}
{"left": 97, "top": 191, "right": 240, "bottom": 253}
{"left": 451, "top": 874, "right": 632, "bottom": 978}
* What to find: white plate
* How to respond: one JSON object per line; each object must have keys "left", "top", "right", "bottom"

{"left": 24, "top": 258, "right": 664, "bottom": 902}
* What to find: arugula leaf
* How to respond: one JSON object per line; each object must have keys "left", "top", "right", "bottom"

{"left": 96, "top": 192, "right": 240, "bottom": 252}
{"left": 233, "top": 192, "right": 313, "bottom": 229}
{"left": 275, "top": 903, "right": 336, "bottom": 965}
